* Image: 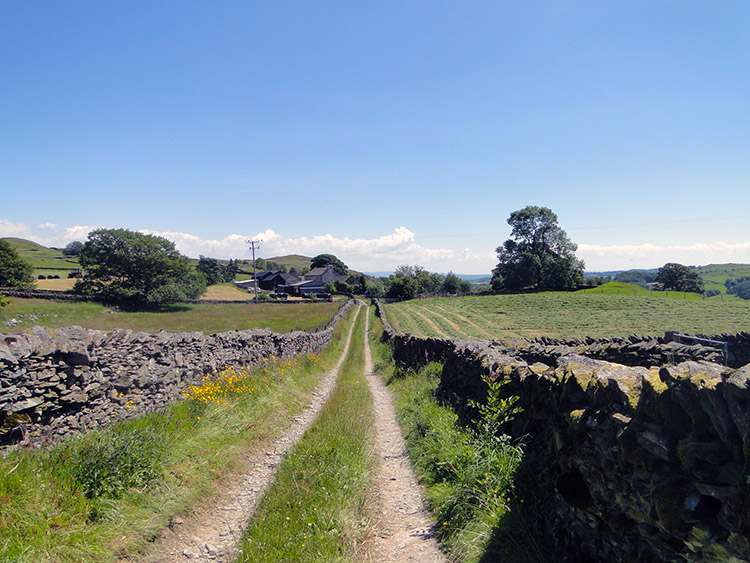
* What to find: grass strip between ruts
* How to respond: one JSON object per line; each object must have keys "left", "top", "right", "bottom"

{"left": 237, "top": 304, "right": 376, "bottom": 562}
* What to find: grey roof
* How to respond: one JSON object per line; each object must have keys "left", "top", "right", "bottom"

{"left": 305, "top": 265, "right": 349, "bottom": 283}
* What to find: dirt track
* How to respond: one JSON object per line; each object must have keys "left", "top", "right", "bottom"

{"left": 136, "top": 303, "right": 445, "bottom": 562}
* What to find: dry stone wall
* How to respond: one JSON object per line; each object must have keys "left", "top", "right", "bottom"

{"left": 374, "top": 300, "right": 750, "bottom": 562}
{"left": 0, "top": 300, "right": 353, "bottom": 448}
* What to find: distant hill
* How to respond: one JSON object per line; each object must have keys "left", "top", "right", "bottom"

{"left": 459, "top": 274, "right": 492, "bottom": 284}
{"left": 5, "top": 237, "right": 749, "bottom": 294}
{"left": 237, "top": 255, "right": 368, "bottom": 279}
{"left": 695, "top": 263, "right": 750, "bottom": 295}
{"left": 230, "top": 254, "right": 313, "bottom": 274}
{"left": 587, "top": 264, "right": 750, "bottom": 296}
{"left": 1, "top": 237, "right": 81, "bottom": 275}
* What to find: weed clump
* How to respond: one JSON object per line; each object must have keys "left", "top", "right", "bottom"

{"left": 55, "top": 422, "right": 169, "bottom": 501}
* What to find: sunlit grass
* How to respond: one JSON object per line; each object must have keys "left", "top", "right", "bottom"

{"left": 384, "top": 291, "right": 750, "bottom": 339}
{"left": 0, "top": 298, "right": 342, "bottom": 333}
{"left": 0, "top": 307, "right": 357, "bottom": 562}
{"left": 238, "top": 305, "right": 375, "bottom": 562}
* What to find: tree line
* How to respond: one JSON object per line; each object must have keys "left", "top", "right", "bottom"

{"left": 0, "top": 209, "right": 742, "bottom": 312}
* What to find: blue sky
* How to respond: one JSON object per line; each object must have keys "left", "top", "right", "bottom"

{"left": 2, "top": 1, "right": 749, "bottom": 273}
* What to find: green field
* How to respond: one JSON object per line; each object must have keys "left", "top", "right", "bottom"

{"left": 696, "top": 263, "right": 750, "bottom": 295}
{"left": 2, "top": 237, "right": 81, "bottom": 276}
{"left": 0, "top": 298, "right": 342, "bottom": 334}
{"left": 383, "top": 286, "right": 750, "bottom": 340}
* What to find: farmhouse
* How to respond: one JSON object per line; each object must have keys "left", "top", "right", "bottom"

{"left": 304, "top": 265, "right": 349, "bottom": 284}
{"left": 257, "top": 271, "right": 302, "bottom": 291}
{"left": 281, "top": 264, "right": 350, "bottom": 296}
{"left": 233, "top": 264, "right": 350, "bottom": 296}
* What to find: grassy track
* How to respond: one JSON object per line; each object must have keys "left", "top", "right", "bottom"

{"left": 384, "top": 291, "right": 750, "bottom": 339}
{"left": 0, "top": 308, "right": 357, "bottom": 562}
{"left": 0, "top": 298, "right": 342, "bottom": 333}
{"left": 238, "top": 305, "right": 375, "bottom": 562}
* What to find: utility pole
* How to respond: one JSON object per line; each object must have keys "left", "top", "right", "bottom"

{"left": 247, "top": 239, "right": 262, "bottom": 303}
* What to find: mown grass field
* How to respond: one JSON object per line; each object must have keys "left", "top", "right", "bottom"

{"left": 31, "top": 281, "right": 254, "bottom": 298}
{"left": 383, "top": 285, "right": 750, "bottom": 340}
{"left": 0, "top": 298, "right": 342, "bottom": 334}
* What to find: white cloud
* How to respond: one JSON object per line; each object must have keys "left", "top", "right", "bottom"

{"left": 0, "top": 220, "right": 35, "bottom": 239}
{"left": 5, "top": 217, "right": 750, "bottom": 274}
{"left": 578, "top": 241, "right": 750, "bottom": 271}
{"left": 0, "top": 220, "right": 101, "bottom": 248}
{"left": 145, "top": 226, "right": 496, "bottom": 273}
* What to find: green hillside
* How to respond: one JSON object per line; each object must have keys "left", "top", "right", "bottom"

{"left": 607, "top": 264, "right": 750, "bottom": 298}
{"left": 695, "top": 263, "right": 750, "bottom": 295}
{"left": 1, "top": 237, "right": 81, "bottom": 276}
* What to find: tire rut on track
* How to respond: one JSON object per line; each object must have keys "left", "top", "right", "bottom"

{"left": 362, "top": 304, "right": 447, "bottom": 563}
{"left": 135, "top": 303, "right": 446, "bottom": 562}
{"left": 135, "top": 306, "right": 362, "bottom": 563}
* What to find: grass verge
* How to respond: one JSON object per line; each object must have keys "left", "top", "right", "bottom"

{"left": 369, "top": 312, "right": 546, "bottom": 562}
{"left": 0, "top": 306, "right": 357, "bottom": 562}
{"left": 238, "top": 305, "right": 375, "bottom": 562}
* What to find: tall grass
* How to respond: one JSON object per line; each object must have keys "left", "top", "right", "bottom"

{"left": 237, "top": 306, "right": 376, "bottom": 562}
{"left": 0, "top": 307, "right": 357, "bottom": 562}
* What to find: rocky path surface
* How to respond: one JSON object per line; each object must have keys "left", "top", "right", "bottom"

{"left": 138, "top": 306, "right": 362, "bottom": 562}
{"left": 362, "top": 306, "right": 447, "bottom": 563}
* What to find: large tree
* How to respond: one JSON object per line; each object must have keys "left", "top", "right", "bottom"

{"left": 196, "top": 256, "right": 237, "bottom": 285}
{"left": 442, "top": 271, "right": 463, "bottom": 294}
{"left": 0, "top": 239, "right": 34, "bottom": 289}
{"left": 655, "top": 263, "right": 704, "bottom": 294}
{"left": 310, "top": 253, "right": 348, "bottom": 275}
{"left": 386, "top": 275, "right": 418, "bottom": 301}
{"left": 62, "top": 240, "right": 84, "bottom": 256}
{"left": 75, "top": 228, "right": 206, "bottom": 309}
{"left": 491, "top": 206, "right": 584, "bottom": 291}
